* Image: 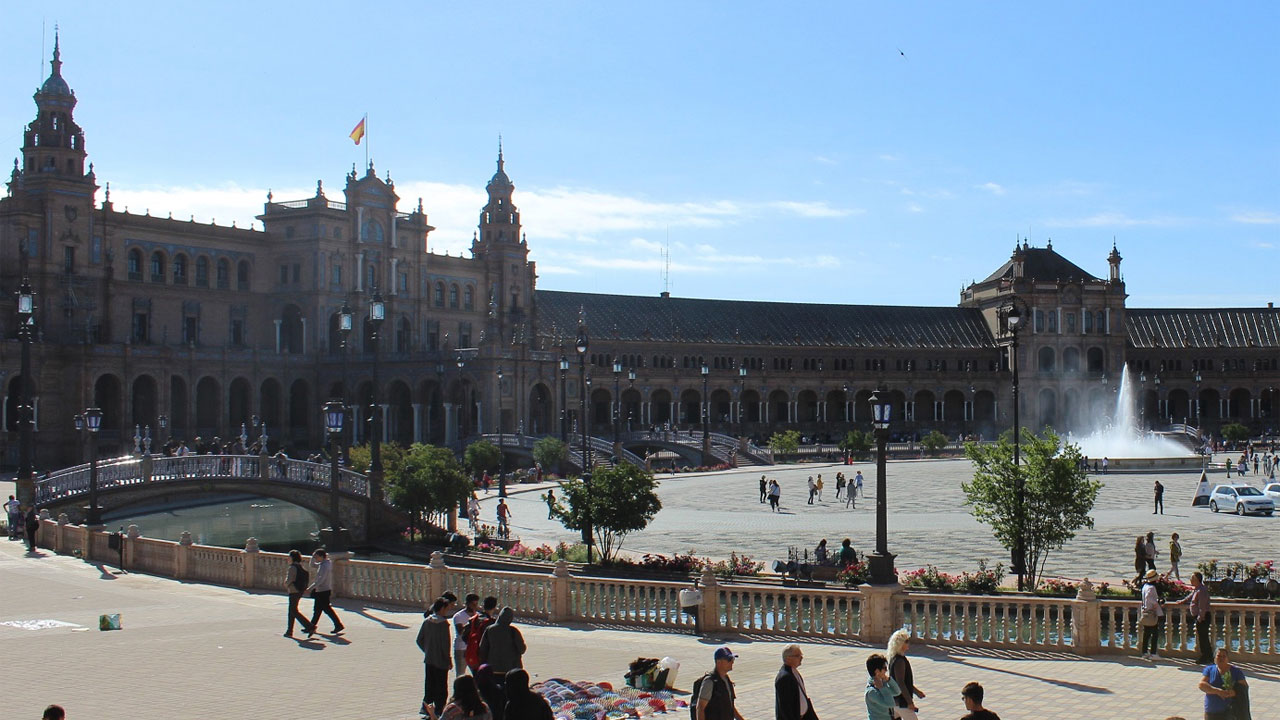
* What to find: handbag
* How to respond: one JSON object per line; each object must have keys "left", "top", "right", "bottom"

{"left": 1140, "top": 607, "right": 1158, "bottom": 627}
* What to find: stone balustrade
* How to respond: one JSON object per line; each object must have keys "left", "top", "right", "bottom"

{"left": 33, "top": 518, "right": 1280, "bottom": 662}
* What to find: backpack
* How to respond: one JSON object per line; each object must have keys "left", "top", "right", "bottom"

{"left": 291, "top": 563, "right": 309, "bottom": 594}
{"left": 689, "top": 672, "right": 730, "bottom": 720}
{"left": 464, "top": 612, "right": 495, "bottom": 669}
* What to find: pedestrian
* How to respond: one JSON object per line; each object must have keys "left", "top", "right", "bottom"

{"left": 839, "top": 538, "right": 857, "bottom": 566}
{"left": 1179, "top": 571, "right": 1213, "bottom": 664}
{"left": 774, "top": 644, "right": 817, "bottom": 720}
{"left": 1102, "top": 457, "right": 1109, "bottom": 474}
{"left": 854, "top": 470, "right": 864, "bottom": 498}
{"left": 806, "top": 476, "right": 816, "bottom": 505}
{"left": 1133, "top": 536, "right": 1146, "bottom": 581}
{"left": 959, "top": 681, "right": 1000, "bottom": 720}
{"left": 1139, "top": 569, "right": 1164, "bottom": 661}
{"left": 468, "top": 496, "right": 481, "bottom": 532}
{"left": 1144, "top": 531, "right": 1158, "bottom": 571}
{"left": 5, "top": 494, "right": 20, "bottom": 540}
{"left": 1199, "top": 648, "right": 1250, "bottom": 719}
{"left": 864, "top": 653, "right": 900, "bottom": 720}
{"left": 887, "top": 629, "right": 926, "bottom": 715}
{"left": 496, "top": 499, "right": 511, "bottom": 538}
{"left": 274, "top": 449, "right": 288, "bottom": 478}
{"left": 1153, "top": 480, "right": 1164, "bottom": 514}
{"left": 695, "top": 647, "right": 744, "bottom": 720}
{"left": 836, "top": 473, "right": 846, "bottom": 500}
{"left": 814, "top": 539, "right": 828, "bottom": 565}
{"left": 438, "top": 674, "right": 492, "bottom": 720}
{"left": 474, "top": 665, "right": 507, "bottom": 720}
{"left": 768, "top": 479, "right": 781, "bottom": 512}
{"left": 1169, "top": 533, "right": 1183, "bottom": 582}
{"left": 23, "top": 506, "right": 40, "bottom": 551}
{"left": 452, "top": 593, "right": 480, "bottom": 676}
{"left": 503, "top": 669, "right": 553, "bottom": 720}
{"left": 1226, "top": 455, "right": 1232, "bottom": 478}
{"left": 283, "top": 549, "right": 314, "bottom": 637}
{"left": 306, "top": 548, "right": 345, "bottom": 637}
{"left": 760, "top": 475, "right": 768, "bottom": 504}
{"left": 418, "top": 597, "right": 454, "bottom": 718}
{"left": 42, "top": 706, "right": 66, "bottom": 720}
{"left": 478, "top": 607, "right": 526, "bottom": 675}
{"left": 464, "top": 597, "right": 499, "bottom": 674}
{"left": 543, "top": 489, "right": 556, "bottom": 519}
{"left": 814, "top": 474, "right": 823, "bottom": 501}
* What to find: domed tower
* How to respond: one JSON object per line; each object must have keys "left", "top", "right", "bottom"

{"left": 17, "top": 34, "right": 91, "bottom": 186}
{"left": 472, "top": 141, "right": 535, "bottom": 344}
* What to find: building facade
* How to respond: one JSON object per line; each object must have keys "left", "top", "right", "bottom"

{"left": 3, "top": 45, "right": 1278, "bottom": 472}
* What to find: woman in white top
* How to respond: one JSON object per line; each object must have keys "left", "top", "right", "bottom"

{"left": 1139, "top": 569, "right": 1164, "bottom": 660}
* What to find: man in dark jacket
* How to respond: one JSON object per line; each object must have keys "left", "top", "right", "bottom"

{"left": 479, "top": 606, "right": 527, "bottom": 674}
{"left": 416, "top": 597, "right": 454, "bottom": 717}
{"left": 775, "top": 644, "right": 818, "bottom": 720}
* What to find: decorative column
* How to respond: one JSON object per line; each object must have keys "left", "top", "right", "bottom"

{"left": 550, "top": 560, "right": 572, "bottom": 622}
{"left": 411, "top": 403, "right": 422, "bottom": 443}
{"left": 274, "top": 320, "right": 282, "bottom": 354}
{"left": 444, "top": 403, "right": 458, "bottom": 446}
{"left": 1070, "top": 579, "right": 1102, "bottom": 656}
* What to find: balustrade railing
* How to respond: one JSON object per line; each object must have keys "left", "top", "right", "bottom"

{"left": 569, "top": 577, "right": 689, "bottom": 628}
{"left": 718, "top": 585, "right": 861, "bottom": 637}
{"left": 187, "top": 545, "right": 245, "bottom": 587}
{"left": 901, "top": 593, "right": 1074, "bottom": 649}
{"left": 1100, "top": 599, "right": 1277, "bottom": 659}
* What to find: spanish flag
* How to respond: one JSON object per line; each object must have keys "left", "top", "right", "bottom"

{"left": 349, "top": 116, "right": 367, "bottom": 145}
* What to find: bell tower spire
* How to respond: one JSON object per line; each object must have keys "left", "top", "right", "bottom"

{"left": 474, "top": 138, "right": 520, "bottom": 251}
{"left": 15, "top": 32, "right": 89, "bottom": 186}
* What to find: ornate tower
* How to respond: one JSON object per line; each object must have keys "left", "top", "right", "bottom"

{"left": 471, "top": 142, "right": 535, "bottom": 346}
{"left": 17, "top": 34, "right": 91, "bottom": 187}
{"left": 1108, "top": 242, "right": 1122, "bottom": 282}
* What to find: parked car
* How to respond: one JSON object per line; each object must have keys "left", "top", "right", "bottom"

{"left": 1264, "top": 483, "right": 1280, "bottom": 503}
{"left": 1209, "top": 484, "right": 1275, "bottom": 516}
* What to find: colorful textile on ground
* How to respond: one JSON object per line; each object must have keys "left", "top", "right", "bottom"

{"left": 534, "top": 678, "right": 684, "bottom": 718}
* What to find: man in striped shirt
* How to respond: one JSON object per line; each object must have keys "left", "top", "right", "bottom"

{"left": 1179, "top": 572, "right": 1212, "bottom": 664}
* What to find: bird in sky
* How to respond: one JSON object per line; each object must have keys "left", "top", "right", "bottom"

{"left": 898, "top": 47, "right": 906, "bottom": 58}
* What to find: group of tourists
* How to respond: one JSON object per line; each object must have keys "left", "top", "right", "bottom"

{"left": 1224, "top": 445, "right": 1278, "bottom": 479}
{"left": 5, "top": 494, "right": 41, "bottom": 552}
{"left": 758, "top": 471, "right": 863, "bottom": 512}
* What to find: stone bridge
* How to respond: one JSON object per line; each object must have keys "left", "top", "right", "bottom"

{"left": 34, "top": 454, "right": 407, "bottom": 542}
{"left": 485, "top": 430, "right": 774, "bottom": 472}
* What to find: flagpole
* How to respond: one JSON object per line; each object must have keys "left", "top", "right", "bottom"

{"left": 364, "top": 113, "right": 369, "bottom": 170}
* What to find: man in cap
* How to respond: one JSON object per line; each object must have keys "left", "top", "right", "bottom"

{"left": 697, "top": 646, "right": 747, "bottom": 720}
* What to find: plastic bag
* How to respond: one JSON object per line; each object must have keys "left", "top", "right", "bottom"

{"left": 657, "top": 657, "right": 680, "bottom": 690}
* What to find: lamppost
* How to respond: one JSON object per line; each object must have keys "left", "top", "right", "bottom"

{"left": 455, "top": 353, "right": 466, "bottom": 445}
{"left": 700, "top": 363, "right": 710, "bottom": 465}
{"left": 739, "top": 367, "right": 749, "bottom": 437}
{"left": 1004, "top": 301, "right": 1028, "bottom": 591}
{"left": 867, "top": 389, "right": 896, "bottom": 584}
{"left": 158, "top": 414, "right": 168, "bottom": 452}
{"left": 575, "top": 324, "right": 593, "bottom": 564}
{"left": 496, "top": 366, "right": 507, "bottom": 498}
{"left": 368, "top": 291, "right": 385, "bottom": 478}
{"left": 1153, "top": 374, "right": 1162, "bottom": 425}
{"left": 628, "top": 368, "right": 637, "bottom": 434}
{"left": 612, "top": 358, "right": 623, "bottom": 445}
{"left": 322, "top": 400, "right": 347, "bottom": 552}
{"left": 338, "top": 300, "right": 353, "bottom": 460}
{"left": 78, "top": 407, "right": 103, "bottom": 525}
{"left": 15, "top": 277, "right": 36, "bottom": 506}
{"left": 559, "top": 356, "right": 570, "bottom": 442}
{"left": 1139, "top": 372, "right": 1147, "bottom": 430}
{"left": 1194, "top": 371, "right": 1202, "bottom": 428}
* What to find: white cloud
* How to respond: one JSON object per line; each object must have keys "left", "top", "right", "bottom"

{"left": 1231, "top": 211, "right": 1280, "bottom": 225}
{"left": 978, "top": 182, "right": 1006, "bottom": 196}
{"left": 769, "top": 201, "right": 862, "bottom": 218}
{"left": 1045, "top": 212, "right": 1186, "bottom": 228}
{"left": 907, "top": 203, "right": 924, "bottom": 214}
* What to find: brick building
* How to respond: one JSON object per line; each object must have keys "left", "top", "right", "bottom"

{"left": 3, "top": 44, "right": 1278, "bottom": 472}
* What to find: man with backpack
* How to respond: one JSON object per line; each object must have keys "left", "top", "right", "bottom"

{"left": 464, "top": 596, "right": 499, "bottom": 674}
{"left": 694, "top": 646, "right": 746, "bottom": 720}
{"left": 282, "top": 549, "right": 314, "bottom": 637}
{"left": 452, "top": 593, "right": 480, "bottom": 675}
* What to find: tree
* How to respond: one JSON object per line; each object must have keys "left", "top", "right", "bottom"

{"left": 464, "top": 440, "right": 501, "bottom": 475}
{"left": 550, "top": 463, "right": 662, "bottom": 561}
{"left": 386, "top": 443, "right": 471, "bottom": 541}
{"left": 921, "top": 430, "right": 949, "bottom": 456}
{"left": 532, "top": 436, "right": 568, "bottom": 474}
{"left": 345, "top": 442, "right": 408, "bottom": 474}
{"left": 1221, "top": 422, "right": 1250, "bottom": 444}
{"left": 838, "top": 429, "right": 874, "bottom": 459}
{"left": 962, "top": 429, "right": 1102, "bottom": 590}
{"left": 768, "top": 430, "right": 801, "bottom": 456}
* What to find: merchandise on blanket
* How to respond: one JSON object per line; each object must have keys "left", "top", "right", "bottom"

{"left": 535, "top": 678, "right": 680, "bottom": 717}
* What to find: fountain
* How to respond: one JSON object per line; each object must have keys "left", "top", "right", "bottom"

{"left": 1069, "top": 366, "right": 1205, "bottom": 472}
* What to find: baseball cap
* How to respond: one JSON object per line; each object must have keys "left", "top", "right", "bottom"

{"left": 713, "top": 646, "right": 738, "bottom": 662}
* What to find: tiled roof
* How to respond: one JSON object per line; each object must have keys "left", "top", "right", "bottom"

{"left": 981, "top": 247, "right": 1100, "bottom": 284}
{"left": 1126, "top": 308, "right": 1280, "bottom": 349}
{"left": 535, "top": 290, "right": 996, "bottom": 349}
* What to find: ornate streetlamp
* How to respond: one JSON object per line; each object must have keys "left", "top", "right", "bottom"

{"left": 1194, "top": 370, "right": 1202, "bottom": 427}
{"left": 338, "top": 300, "right": 354, "bottom": 459}
{"left": 612, "top": 358, "right": 623, "bottom": 445}
{"left": 1004, "top": 301, "right": 1028, "bottom": 590}
{"left": 368, "top": 291, "right": 385, "bottom": 478}
{"left": 322, "top": 400, "right": 347, "bottom": 552}
{"left": 158, "top": 414, "right": 169, "bottom": 451}
{"left": 496, "top": 366, "right": 507, "bottom": 498}
{"left": 1139, "top": 371, "right": 1148, "bottom": 429}
{"left": 628, "top": 368, "right": 637, "bottom": 434}
{"left": 575, "top": 322, "right": 593, "bottom": 564}
{"left": 82, "top": 407, "right": 103, "bottom": 525}
{"left": 559, "top": 356, "right": 570, "bottom": 441}
{"left": 700, "top": 363, "right": 710, "bottom": 465}
{"left": 867, "top": 389, "right": 895, "bottom": 584}
{"left": 15, "top": 278, "right": 35, "bottom": 506}
{"left": 739, "top": 367, "right": 749, "bottom": 437}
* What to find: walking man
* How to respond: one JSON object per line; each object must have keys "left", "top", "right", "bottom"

{"left": 759, "top": 475, "right": 768, "bottom": 503}
{"left": 451, "top": 593, "right": 480, "bottom": 676}
{"left": 696, "top": 647, "right": 745, "bottom": 720}
{"left": 496, "top": 498, "right": 511, "bottom": 538}
{"left": 806, "top": 476, "right": 816, "bottom": 505}
{"left": 4, "top": 495, "right": 20, "bottom": 540}
{"left": 543, "top": 488, "right": 556, "bottom": 519}
{"left": 959, "top": 681, "right": 1000, "bottom": 720}
{"left": 1169, "top": 533, "right": 1183, "bottom": 582}
{"left": 283, "top": 549, "right": 314, "bottom": 637}
{"left": 417, "top": 597, "right": 453, "bottom": 717}
{"left": 774, "top": 644, "right": 817, "bottom": 720}
{"left": 1153, "top": 480, "right": 1164, "bottom": 514}
{"left": 1180, "top": 571, "right": 1214, "bottom": 664}
{"left": 307, "top": 548, "right": 345, "bottom": 637}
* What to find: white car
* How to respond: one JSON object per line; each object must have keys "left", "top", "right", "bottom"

{"left": 1265, "top": 483, "right": 1280, "bottom": 503}
{"left": 1209, "top": 484, "right": 1275, "bottom": 516}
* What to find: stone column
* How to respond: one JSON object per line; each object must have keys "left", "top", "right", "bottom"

{"left": 427, "top": 551, "right": 447, "bottom": 602}
{"left": 1070, "top": 579, "right": 1101, "bottom": 656}
{"left": 243, "top": 537, "right": 260, "bottom": 588}
{"left": 858, "top": 582, "right": 905, "bottom": 643}
{"left": 175, "top": 530, "right": 193, "bottom": 579}
{"left": 380, "top": 404, "right": 390, "bottom": 442}
{"left": 412, "top": 403, "right": 423, "bottom": 443}
{"left": 125, "top": 524, "right": 140, "bottom": 568}
{"left": 698, "top": 568, "right": 721, "bottom": 633}
{"left": 444, "top": 403, "right": 458, "bottom": 446}
{"left": 56, "top": 512, "right": 70, "bottom": 554}
{"left": 550, "top": 560, "right": 572, "bottom": 622}
{"left": 274, "top": 319, "right": 282, "bottom": 354}
{"left": 330, "top": 550, "right": 352, "bottom": 598}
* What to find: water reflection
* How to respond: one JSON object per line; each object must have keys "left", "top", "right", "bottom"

{"left": 106, "top": 495, "right": 323, "bottom": 551}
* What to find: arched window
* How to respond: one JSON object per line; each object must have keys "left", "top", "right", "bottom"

{"left": 195, "top": 257, "right": 209, "bottom": 287}
{"left": 361, "top": 219, "right": 384, "bottom": 243}
{"left": 464, "top": 286, "right": 474, "bottom": 310}
{"left": 1034, "top": 309, "right": 1045, "bottom": 333}
{"left": 173, "top": 254, "right": 188, "bottom": 284}
{"left": 434, "top": 282, "right": 445, "bottom": 307}
{"left": 1038, "top": 347, "right": 1055, "bottom": 373}
{"left": 237, "top": 260, "right": 251, "bottom": 291}
{"left": 150, "top": 251, "right": 166, "bottom": 282}
{"left": 1047, "top": 311, "right": 1058, "bottom": 333}
{"left": 216, "top": 259, "right": 230, "bottom": 289}
{"left": 367, "top": 264, "right": 377, "bottom": 290}
{"left": 1083, "top": 310, "right": 1093, "bottom": 333}
{"left": 1095, "top": 311, "right": 1106, "bottom": 333}
{"left": 449, "top": 284, "right": 459, "bottom": 308}
{"left": 127, "top": 248, "right": 143, "bottom": 281}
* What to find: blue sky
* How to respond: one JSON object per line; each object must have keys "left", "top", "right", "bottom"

{"left": 1, "top": 2, "right": 1276, "bottom": 308}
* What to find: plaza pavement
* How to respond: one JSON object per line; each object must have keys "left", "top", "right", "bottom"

{"left": 2, "top": 537, "right": 1275, "bottom": 719}
{"left": 485, "top": 454, "right": 1277, "bottom": 584}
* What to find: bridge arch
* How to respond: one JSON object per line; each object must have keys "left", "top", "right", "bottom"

{"left": 195, "top": 376, "right": 221, "bottom": 437}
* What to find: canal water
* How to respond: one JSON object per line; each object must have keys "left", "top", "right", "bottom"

{"left": 105, "top": 495, "right": 324, "bottom": 552}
